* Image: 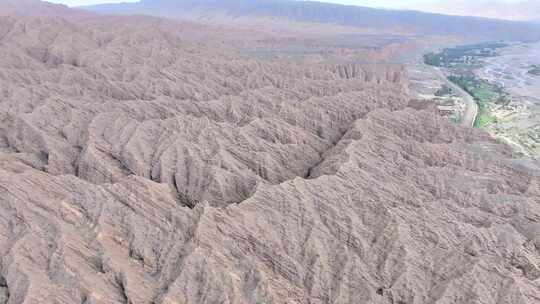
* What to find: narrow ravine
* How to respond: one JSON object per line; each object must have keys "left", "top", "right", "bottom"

{"left": 0, "top": 275, "right": 8, "bottom": 304}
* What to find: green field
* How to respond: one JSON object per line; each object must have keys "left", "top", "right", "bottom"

{"left": 447, "top": 75, "right": 508, "bottom": 128}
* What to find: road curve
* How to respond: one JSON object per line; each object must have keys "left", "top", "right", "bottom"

{"left": 434, "top": 67, "right": 478, "bottom": 128}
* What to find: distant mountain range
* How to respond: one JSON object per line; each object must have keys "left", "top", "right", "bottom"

{"left": 0, "top": 0, "right": 74, "bottom": 16}
{"left": 82, "top": 0, "right": 540, "bottom": 41}
{"left": 417, "top": 0, "right": 540, "bottom": 22}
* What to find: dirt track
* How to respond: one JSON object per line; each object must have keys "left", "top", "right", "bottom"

{"left": 434, "top": 67, "right": 478, "bottom": 127}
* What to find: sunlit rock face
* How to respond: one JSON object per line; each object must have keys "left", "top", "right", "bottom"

{"left": 0, "top": 1, "right": 538, "bottom": 304}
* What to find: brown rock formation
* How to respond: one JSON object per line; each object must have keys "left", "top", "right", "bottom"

{"left": 0, "top": 2, "right": 538, "bottom": 304}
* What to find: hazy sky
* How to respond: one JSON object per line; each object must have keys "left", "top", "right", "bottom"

{"left": 47, "top": 0, "right": 539, "bottom": 21}
{"left": 317, "top": 0, "right": 536, "bottom": 20}
{"left": 47, "top": 0, "right": 138, "bottom": 6}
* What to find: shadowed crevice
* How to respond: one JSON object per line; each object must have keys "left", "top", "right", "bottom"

{"left": 0, "top": 275, "right": 9, "bottom": 304}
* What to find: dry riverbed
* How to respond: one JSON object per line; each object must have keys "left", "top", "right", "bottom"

{"left": 410, "top": 42, "right": 540, "bottom": 158}
{"left": 476, "top": 42, "right": 540, "bottom": 158}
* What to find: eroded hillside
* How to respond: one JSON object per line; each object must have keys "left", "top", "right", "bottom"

{"left": 0, "top": 3, "right": 539, "bottom": 304}
{"left": 85, "top": 0, "right": 540, "bottom": 41}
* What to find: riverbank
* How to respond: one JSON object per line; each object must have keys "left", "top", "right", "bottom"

{"left": 423, "top": 42, "right": 540, "bottom": 158}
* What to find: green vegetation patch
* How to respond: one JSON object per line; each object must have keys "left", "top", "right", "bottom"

{"left": 474, "top": 102, "right": 496, "bottom": 128}
{"left": 528, "top": 65, "right": 540, "bottom": 76}
{"left": 424, "top": 42, "right": 507, "bottom": 68}
{"left": 434, "top": 84, "right": 453, "bottom": 97}
{"left": 424, "top": 42, "right": 512, "bottom": 129}
{"left": 424, "top": 53, "right": 442, "bottom": 66}
{"left": 447, "top": 75, "right": 507, "bottom": 128}
{"left": 450, "top": 114, "right": 462, "bottom": 124}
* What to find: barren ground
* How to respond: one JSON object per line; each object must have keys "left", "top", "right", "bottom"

{"left": 0, "top": 1, "right": 538, "bottom": 304}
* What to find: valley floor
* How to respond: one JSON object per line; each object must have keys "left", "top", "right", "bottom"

{"left": 409, "top": 42, "right": 540, "bottom": 159}
{"left": 476, "top": 42, "right": 540, "bottom": 158}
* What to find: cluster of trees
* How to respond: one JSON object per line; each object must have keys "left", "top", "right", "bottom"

{"left": 528, "top": 65, "right": 540, "bottom": 76}
{"left": 424, "top": 42, "right": 508, "bottom": 67}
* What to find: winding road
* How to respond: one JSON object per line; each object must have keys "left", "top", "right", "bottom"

{"left": 434, "top": 67, "right": 478, "bottom": 127}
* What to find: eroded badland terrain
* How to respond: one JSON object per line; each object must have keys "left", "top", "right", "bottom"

{"left": 0, "top": 0, "right": 539, "bottom": 303}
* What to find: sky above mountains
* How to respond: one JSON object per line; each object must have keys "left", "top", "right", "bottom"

{"left": 324, "top": 0, "right": 539, "bottom": 21}
{"left": 48, "top": 0, "right": 137, "bottom": 6}
{"left": 47, "top": 0, "right": 540, "bottom": 21}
